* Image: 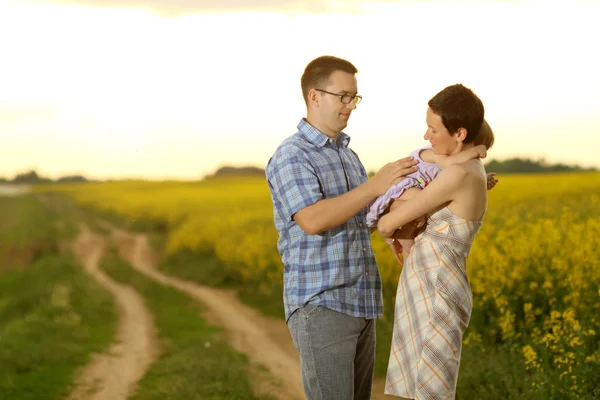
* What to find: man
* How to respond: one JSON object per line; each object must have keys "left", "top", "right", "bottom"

{"left": 265, "top": 55, "right": 419, "bottom": 400}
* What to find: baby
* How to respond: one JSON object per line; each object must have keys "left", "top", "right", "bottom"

{"left": 367, "top": 120, "right": 496, "bottom": 262}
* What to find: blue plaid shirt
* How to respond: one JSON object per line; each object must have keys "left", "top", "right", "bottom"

{"left": 266, "top": 119, "right": 383, "bottom": 322}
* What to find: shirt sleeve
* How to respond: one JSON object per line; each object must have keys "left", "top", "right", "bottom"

{"left": 266, "top": 150, "right": 323, "bottom": 221}
{"left": 408, "top": 144, "right": 433, "bottom": 163}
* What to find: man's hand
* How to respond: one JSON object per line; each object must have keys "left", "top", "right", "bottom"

{"left": 487, "top": 172, "right": 498, "bottom": 190}
{"left": 369, "top": 157, "right": 418, "bottom": 196}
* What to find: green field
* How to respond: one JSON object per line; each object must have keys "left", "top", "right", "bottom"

{"left": 0, "top": 193, "right": 270, "bottom": 399}
{"left": 40, "top": 171, "right": 600, "bottom": 399}
{"left": 0, "top": 195, "right": 117, "bottom": 400}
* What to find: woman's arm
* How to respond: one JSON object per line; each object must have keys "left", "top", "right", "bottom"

{"left": 377, "top": 164, "right": 466, "bottom": 237}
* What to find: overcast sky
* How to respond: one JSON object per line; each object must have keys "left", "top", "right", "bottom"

{"left": 2, "top": 0, "right": 599, "bottom": 180}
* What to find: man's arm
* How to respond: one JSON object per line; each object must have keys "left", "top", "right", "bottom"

{"left": 294, "top": 157, "right": 418, "bottom": 235}
{"left": 377, "top": 165, "right": 466, "bottom": 238}
{"left": 294, "top": 181, "right": 387, "bottom": 235}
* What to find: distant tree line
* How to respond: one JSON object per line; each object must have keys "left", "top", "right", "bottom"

{"left": 212, "top": 160, "right": 597, "bottom": 178}
{"left": 483, "top": 158, "right": 597, "bottom": 174}
{"left": 212, "top": 166, "right": 265, "bottom": 177}
{"left": 2, "top": 160, "right": 596, "bottom": 185}
{"left": 0, "top": 170, "right": 87, "bottom": 185}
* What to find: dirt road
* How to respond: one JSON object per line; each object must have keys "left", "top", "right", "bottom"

{"left": 67, "top": 227, "right": 158, "bottom": 400}
{"left": 108, "top": 227, "right": 393, "bottom": 400}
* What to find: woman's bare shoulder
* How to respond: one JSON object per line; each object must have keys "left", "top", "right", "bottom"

{"left": 463, "top": 160, "right": 488, "bottom": 183}
{"left": 442, "top": 161, "right": 485, "bottom": 184}
{"left": 440, "top": 163, "right": 469, "bottom": 178}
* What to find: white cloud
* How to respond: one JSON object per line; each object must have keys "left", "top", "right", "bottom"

{"left": 21, "top": 0, "right": 353, "bottom": 15}
{"left": 19, "top": 0, "right": 536, "bottom": 16}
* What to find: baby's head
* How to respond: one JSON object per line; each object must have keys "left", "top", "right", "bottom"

{"left": 474, "top": 119, "right": 495, "bottom": 150}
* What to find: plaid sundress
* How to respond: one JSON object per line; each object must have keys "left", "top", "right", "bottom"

{"left": 385, "top": 206, "right": 483, "bottom": 399}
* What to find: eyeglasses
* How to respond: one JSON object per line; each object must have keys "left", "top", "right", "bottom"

{"left": 315, "top": 89, "right": 362, "bottom": 105}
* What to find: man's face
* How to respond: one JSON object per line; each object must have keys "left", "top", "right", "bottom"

{"left": 316, "top": 70, "right": 358, "bottom": 134}
{"left": 424, "top": 107, "right": 459, "bottom": 155}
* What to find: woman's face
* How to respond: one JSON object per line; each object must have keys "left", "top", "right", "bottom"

{"left": 424, "top": 107, "right": 460, "bottom": 155}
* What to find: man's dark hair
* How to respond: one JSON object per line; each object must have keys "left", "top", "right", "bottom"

{"left": 301, "top": 56, "right": 358, "bottom": 105}
{"left": 428, "top": 84, "right": 484, "bottom": 144}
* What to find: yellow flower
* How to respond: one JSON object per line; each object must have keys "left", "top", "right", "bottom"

{"left": 39, "top": 171, "right": 600, "bottom": 396}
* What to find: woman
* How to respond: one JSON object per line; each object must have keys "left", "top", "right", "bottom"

{"left": 378, "top": 84, "right": 493, "bottom": 399}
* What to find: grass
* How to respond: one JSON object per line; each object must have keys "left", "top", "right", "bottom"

{"left": 0, "top": 195, "right": 61, "bottom": 271}
{"left": 157, "top": 250, "right": 285, "bottom": 319}
{"left": 1, "top": 193, "right": 274, "bottom": 399}
{"left": 0, "top": 194, "right": 117, "bottom": 399}
{"left": 99, "top": 248, "right": 274, "bottom": 400}
{"left": 456, "top": 345, "right": 533, "bottom": 400}
{"left": 0, "top": 255, "right": 117, "bottom": 400}
{"left": 39, "top": 173, "right": 600, "bottom": 398}
{"left": 151, "top": 246, "right": 550, "bottom": 399}
{"left": 34, "top": 192, "right": 113, "bottom": 236}
{"left": 157, "top": 250, "right": 241, "bottom": 288}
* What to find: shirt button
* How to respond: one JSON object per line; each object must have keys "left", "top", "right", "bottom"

{"left": 359, "top": 223, "right": 363, "bottom": 228}
{"left": 363, "top": 247, "right": 367, "bottom": 252}
{"left": 365, "top": 271, "right": 369, "bottom": 276}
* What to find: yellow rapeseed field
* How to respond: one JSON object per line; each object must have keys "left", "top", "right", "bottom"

{"left": 42, "top": 171, "right": 600, "bottom": 397}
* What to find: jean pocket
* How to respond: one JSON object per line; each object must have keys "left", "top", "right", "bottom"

{"left": 303, "top": 304, "right": 324, "bottom": 320}
{"left": 287, "top": 310, "right": 300, "bottom": 351}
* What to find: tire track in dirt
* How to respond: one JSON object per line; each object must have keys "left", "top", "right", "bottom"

{"left": 67, "top": 226, "right": 158, "bottom": 400}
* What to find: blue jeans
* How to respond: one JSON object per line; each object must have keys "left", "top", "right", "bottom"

{"left": 287, "top": 304, "right": 376, "bottom": 400}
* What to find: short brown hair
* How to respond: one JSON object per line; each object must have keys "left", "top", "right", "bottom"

{"left": 474, "top": 119, "right": 495, "bottom": 149}
{"left": 301, "top": 56, "right": 358, "bottom": 105}
{"left": 428, "top": 84, "right": 484, "bottom": 144}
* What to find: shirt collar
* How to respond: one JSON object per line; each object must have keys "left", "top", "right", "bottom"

{"left": 297, "top": 118, "right": 351, "bottom": 149}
